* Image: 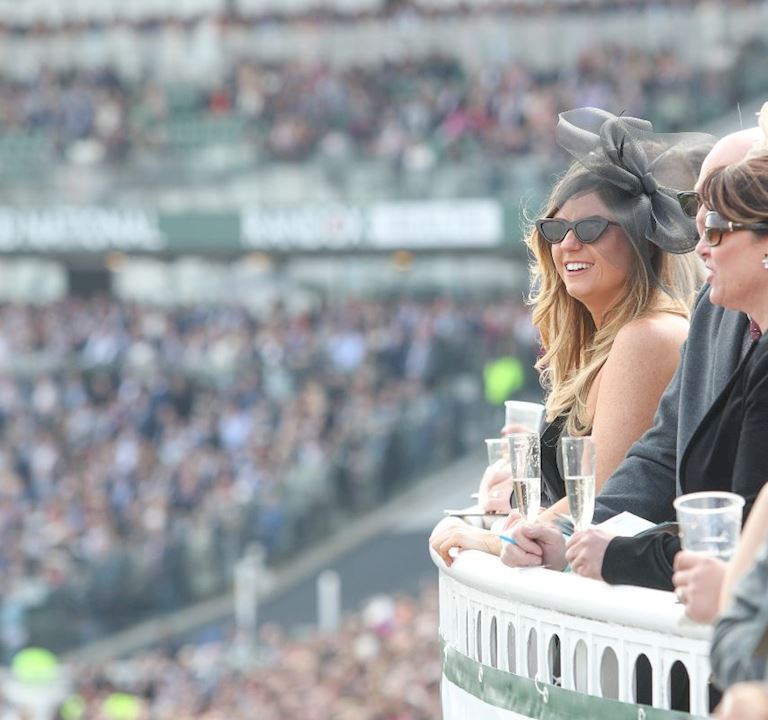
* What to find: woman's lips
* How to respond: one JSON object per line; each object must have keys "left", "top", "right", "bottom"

{"left": 564, "top": 261, "right": 594, "bottom": 274}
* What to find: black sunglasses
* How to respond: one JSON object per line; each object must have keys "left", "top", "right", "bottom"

{"left": 703, "top": 211, "right": 768, "bottom": 247}
{"left": 677, "top": 191, "right": 702, "bottom": 219}
{"left": 536, "top": 216, "right": 620, "bottom": 245}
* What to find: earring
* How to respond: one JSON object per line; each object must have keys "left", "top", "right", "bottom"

{"left": 763, "top": 254, "right": 768, "bottom": 270}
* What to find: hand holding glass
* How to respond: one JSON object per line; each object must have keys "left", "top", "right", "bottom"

{"left": 561, "top": 436, "right": 596, "bottom": 531}
{"left": 506, "top": 432, "right": 541, "bottom": 522}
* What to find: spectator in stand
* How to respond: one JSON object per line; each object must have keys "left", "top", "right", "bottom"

{"left": 0, "top": 294, "right": 525, "bottom": 655}
{"left": 51, "top": 588, "right": 442, "bottom": 720}
{"left": 652, "top": 147, "right": 768, "bottom": 695}
{"left": 430, "top": 107, "right": 709, "bottom": 566}
{"left": 0, "top": 31, "right": 765, "bottom": 184}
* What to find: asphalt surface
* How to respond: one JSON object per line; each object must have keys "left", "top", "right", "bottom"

{"left": 186, "top": 453, "right": 480, "bottom": 645}
{"left": 257, "top": 529, "right": 437, "bottom": 628}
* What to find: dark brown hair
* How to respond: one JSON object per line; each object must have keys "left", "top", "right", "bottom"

{"left": 702, "top": 153, "right": 768, "bottom": 223}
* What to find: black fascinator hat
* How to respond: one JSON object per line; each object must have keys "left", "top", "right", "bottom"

{"left": 551, "top": 107, "right": 715, "bottom": 256}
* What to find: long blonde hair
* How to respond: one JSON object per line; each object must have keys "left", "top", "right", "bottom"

{"left": 527, "top": 165, "right": 703, "bottom": 435}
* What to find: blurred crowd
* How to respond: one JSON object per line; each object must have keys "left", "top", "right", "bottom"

{"left": 1, "top": 37, "right": 765, "bottom": 169}
{"left": 0, "top": 0, "right": 760, "bottom": 29}
{"left": 49, "top": 588, "right": 441, "bottom": 720}
{"left": 0, "top": 294, "right": 536, "bottom": 657}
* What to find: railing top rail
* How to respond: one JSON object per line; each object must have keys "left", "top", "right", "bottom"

{"left": 431, "top": 548, "right": 711, "bottom": 641}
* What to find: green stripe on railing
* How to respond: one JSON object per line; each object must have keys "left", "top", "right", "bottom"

{"left": 442, "top": 643, "right": 707, "bottom": 720}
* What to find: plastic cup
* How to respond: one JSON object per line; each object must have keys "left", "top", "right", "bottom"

{"left": 504, "top": 401, "right": 545, "bottom": 434}
{"left": 673, "top": 491, "right": 745, "bottom": 560}
{"left": 485, "top": 438, "right": 509, "bottom": 465}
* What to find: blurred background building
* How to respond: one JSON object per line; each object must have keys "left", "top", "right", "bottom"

{"left": 0, "top": 0, "right": 762, "bottom": 717}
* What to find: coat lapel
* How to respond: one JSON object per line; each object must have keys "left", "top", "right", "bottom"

{"left": 678, "top": 310, "right": 751, "bottom": 493}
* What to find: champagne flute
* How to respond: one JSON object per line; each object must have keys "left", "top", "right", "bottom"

{"left": 560, "top": 436, "right": 596, "bottom": 531}
{"left": 506, "top": 432, "right": 541, "bottom": 522}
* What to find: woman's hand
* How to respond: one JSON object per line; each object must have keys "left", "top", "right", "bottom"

{"left": 715, "top": 682, "right": 768, "bottom": 720}
{"left": 672, "top": 550, "right": 727, "bottom": 624}
{"left": 428, "top": 518, "right": 501, "bottom": 566}
{"left": 500, "top": 522, "right": 567, "bottom": 571}
{"left": 478, "top": 461, "right": 513, "bottom": 514}
{"left": 564, "top": 528, "right": 612, "bottom": 580}
{"left": 501, "top": 423, "right": 531, "bottom": 436}
{"left": 501, "top": 510, "right": 523, "bottom": 531}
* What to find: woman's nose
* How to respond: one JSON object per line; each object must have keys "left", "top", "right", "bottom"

{"left": 695, "top": 231, "right": 710, "bottom": 260}
{"left": 695, "top": 204, "right": 707, "bottom": 238}
{"left": 560, "top": 229, "right": 582, "bottom": 250}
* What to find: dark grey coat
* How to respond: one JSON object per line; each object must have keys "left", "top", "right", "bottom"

{"left": 712, "top": 536, "right": 768, "bottom": 688}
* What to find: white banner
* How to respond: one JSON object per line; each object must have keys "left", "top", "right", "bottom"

{"left": 442, "top": 676, "right": 534, "bottom": 720}
{"left": 368, "top": 200, "right": 502, "bottom": 247}
{"left": 0, "top": 207, "right": 164, "bottom": 251}
{"left": 241, "top": 199, "right": 504, "bottom": 249}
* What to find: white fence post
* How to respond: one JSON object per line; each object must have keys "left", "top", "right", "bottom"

{"left": 317, "top": 570, "right": 341, "bottom": 634}
{"left": 234, "top": 543, "right": 266, "bottom": 658}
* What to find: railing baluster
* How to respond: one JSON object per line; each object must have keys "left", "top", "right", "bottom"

{"left": 690, "top": 655, "right": 710, "bottom": 716}
{"left": 489, "top": 614, "right": 498, "bottom": 669}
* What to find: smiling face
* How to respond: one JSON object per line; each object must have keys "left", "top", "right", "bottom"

{"left": 548, "top": 192, "right": 636, "bottom": 326}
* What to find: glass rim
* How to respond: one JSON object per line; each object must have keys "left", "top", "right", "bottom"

{"left": 560, "top": 434, "right": 595, "bottom": 446}
{"left": 506, "top": 431, "right": 539, "bottom": 443}
{"left": 673, "top": 490, "right": 745, "bottom": 512}
{"left": 503, "top": 400, "right": 545, "bottom": 409}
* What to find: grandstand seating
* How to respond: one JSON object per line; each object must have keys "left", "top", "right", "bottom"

{"left": 0, "top": 32, "right": 765, "bottom": 208}
{"left": 0, "top": 294, "right": 536, "bottom": 656}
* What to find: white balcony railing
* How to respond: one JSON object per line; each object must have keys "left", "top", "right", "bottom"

{"left": 432, "top": 548, "right": 714, "bottom": 720}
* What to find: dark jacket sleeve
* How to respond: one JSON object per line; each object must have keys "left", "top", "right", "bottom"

{"left": 602, "top": 533, "right": 681, "bottom": 590}
{"left": 603, "top": 342, "right": 768, "bottom": 592}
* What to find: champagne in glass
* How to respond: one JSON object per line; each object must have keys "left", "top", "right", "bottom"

{"left": 507, "top": 433, "right": 541, "bottom": 522}
{"left": 561, "top": 436, "right": 596, "bottom": 531}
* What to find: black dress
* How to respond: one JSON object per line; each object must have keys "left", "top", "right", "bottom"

{"left": 603, "top": 336, "right": 768, "bottom": 590}
{"left": 540, "top": 414, "right": 567, "bottom": 506}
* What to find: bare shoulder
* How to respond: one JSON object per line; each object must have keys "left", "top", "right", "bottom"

{"left": 610, "top": 312, "right": 689, "bottom": 361}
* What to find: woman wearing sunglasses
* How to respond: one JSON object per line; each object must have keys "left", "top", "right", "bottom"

{"left": 430, "top": 108, "right": 712, "bottom": 565}
{"left": 666, "top": 150, "right": 768, "bottom": 618}
{"left": 675, "top": 153, "right": 768, "bottom": 540}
